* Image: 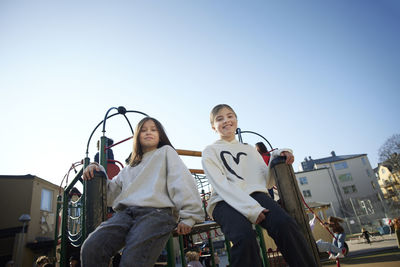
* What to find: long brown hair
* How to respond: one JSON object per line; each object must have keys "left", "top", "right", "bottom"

{"left": 255, "top": 142, "right": 268, "bottom": 154}
{"left": 129, "top": 117, "right": 173, "bottom": 167}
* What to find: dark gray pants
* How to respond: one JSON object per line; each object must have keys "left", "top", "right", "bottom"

{"left": 212, "top": 192, "right": 317, "bottom": 267}
{"left": 81, "top": 207, "right": 176, "bottom": 267}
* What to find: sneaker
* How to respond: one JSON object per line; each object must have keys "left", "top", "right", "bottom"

{"left": 328, "top": 253, "right": 336, "bottom": 260}
{"left": 336, "top": 252, "right": 345, "bottom": 258}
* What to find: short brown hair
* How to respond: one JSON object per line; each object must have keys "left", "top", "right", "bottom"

{"left": 209, "top": 104, "right": 237, "bottom": 124}
{"left": 186, "top": 251, "right": 200, "bottom": 261}
{"left": 36, "top": 256, "right": 50, "bottom": 265}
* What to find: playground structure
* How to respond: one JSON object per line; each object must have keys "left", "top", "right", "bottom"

{"left": 54, "top": 106, "right": 330, "bottom": 267}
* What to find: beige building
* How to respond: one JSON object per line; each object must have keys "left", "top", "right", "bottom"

{"left": 375, "top": 164, "right": 400, "bottom": 211}
{"left": 0, "top": 175, "right": 60, "bottom": 267}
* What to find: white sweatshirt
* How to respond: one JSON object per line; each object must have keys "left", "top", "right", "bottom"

{"left": 101, "top": 145, "right": 204, "bottom": 227}
{"left": 201, "top": 139, "right": 291, "bottom": 224}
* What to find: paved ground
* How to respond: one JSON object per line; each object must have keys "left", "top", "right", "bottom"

{"left": 321, "top": 234, "right": 400, "bottom": 267}
{"left": 176, "top": 234, "right": 399, "bottom": 267}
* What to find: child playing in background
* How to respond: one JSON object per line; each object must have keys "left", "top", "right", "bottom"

{"left": 201, "top": 104, "right": 317, "bottom": 267}
{"left": 81, "top": 117, "right": 204, "bottom": 267}
{"left": 361, "top": 228, "right": 371, "bottom": 244}
{"left": 186, "top": 251, "right": 203, "bottom": 267}
{"left": 324, "top": 216, "right": 346, "bottom": 256}
{"left": 309, "top": 214, "right": 345, "bottom": 259}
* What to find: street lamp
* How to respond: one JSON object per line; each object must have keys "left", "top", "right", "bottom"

{"left": 16, "top": 214, "right": 31, "bottom": 267}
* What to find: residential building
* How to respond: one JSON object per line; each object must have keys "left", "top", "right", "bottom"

{"left": 0, "top": 175, "right": 60, "bottom": 267}
{"left": 375, "top": 163, "right": 400, "bottom": 213}
{"left": 296, "top": 151, "right": 385, "bottom": 233}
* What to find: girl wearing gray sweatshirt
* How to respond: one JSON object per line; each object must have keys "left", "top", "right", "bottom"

{"left": 81, "top": 117, "right": 204, "bottom": 267}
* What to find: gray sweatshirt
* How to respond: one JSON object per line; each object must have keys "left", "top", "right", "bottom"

{"left": 103, "top": 145, "right": 204, "bottom": 227}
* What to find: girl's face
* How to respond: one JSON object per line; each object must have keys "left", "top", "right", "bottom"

{"left": 212, "top": 107, "right": 237, "bottom": 141}
{"left": 139, "top": 119, "right": 160, "bottom": 153}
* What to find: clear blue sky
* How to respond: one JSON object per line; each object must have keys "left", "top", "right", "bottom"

{"left": 1, "top": 0, "right": 399, "bottom": 186}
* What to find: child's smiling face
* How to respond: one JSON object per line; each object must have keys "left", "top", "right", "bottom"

{"left": 212, "top": 107, "right": 238, "bottom": 141}
{"left": 139, "top": 119, "right": 160, "bottom": 153}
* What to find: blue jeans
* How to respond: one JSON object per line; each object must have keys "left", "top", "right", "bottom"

{"left": 212, "top": 192, "right": 317, "bottom": 267}
{"left": 316, "top": 239, "right": 341, "bottom": 254}
{"left": 81, "top": 207, "right": 176, "bottom": 267}
{"left": 333, "top": 233, "right": 346, "bottom": 250}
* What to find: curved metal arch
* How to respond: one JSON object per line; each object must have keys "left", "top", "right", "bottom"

{"left": 85, "top": 107, "right": 149, "bottom": 157}
{"left": 236, "top": 128, "right": 274, "bottom": 151}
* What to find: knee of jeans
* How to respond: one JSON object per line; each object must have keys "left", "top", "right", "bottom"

{"left": 233, "top": 227, "right": 257, "bottom": 245}
{"left": 81, "top": 235, "right": 100, "bottom": 256}
{"left": 270, "top": 217, "right": 297, "bottom": 237}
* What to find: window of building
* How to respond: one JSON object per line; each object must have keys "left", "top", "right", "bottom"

{"left": 41, "top": 188, "right": 53, "bottom": 212}
{"left": 371, "top": 181, "right": 376, "bottom": 189}
{"left": 342, "top": 185, "right": 357, "bottom": 194}
{"left": 338, "top": 173, "right": 353, "bottom": 182}
{"left": 351, "top": 185, "right": 357, "bottom": 193}
{"left": 361, "top": 157, "right": 366, "bottom": 165}
{"left": 303, "top": 190, "right": 312, "bottom": 198}
{"left": 366, "top": 169, "right": 371, "bottom": 177}
{"left": 381, "top": 168, "right": 386, "bottom": 174}
{"left": 334, "top": 162, "right": 348, "bottom": 170}
{"left": 298, "top": 177, "right": 308, "bottom": 185}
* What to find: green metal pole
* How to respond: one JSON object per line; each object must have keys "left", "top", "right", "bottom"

{"left": 166, "top": 235, "right": 175, "bottom": 267}
{"left": 224, "top": 239, "right": 231, "bottom": 265}
{"left": 53, "top": 195, "right": 62, "bottom": 259}
{"left": 60, "top": 190, "right": 69, "bottom": 267}
{"left": 201, "top": 190, "right": 207, "bottom": 220}
{"left": 255, "top": 225, "right": 269, "bottom": 267}
{"left": 82, "top": 157, "right": 90, "bottom": 240}
{"left": 100, "top": 136, "right": 108, "bottom": 172}
{"left": 179, "top": 235, "right": 186, "bottom": 267}
{"left": 208, "top": 234, "right": 216, "bottom": 267}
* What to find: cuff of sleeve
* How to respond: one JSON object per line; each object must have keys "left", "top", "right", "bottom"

{"left": 271, "top": 148, "right": 292, "bottom": 157}
{"left": 248, "top": 206, "right": 265, "bottom": 224}
{"left": 180, "top": 218, "right": 195, "bottom": 228}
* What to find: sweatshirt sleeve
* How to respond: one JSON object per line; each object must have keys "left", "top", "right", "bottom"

{"left": 165, "top": 146, "right": 204, "bottom": 227}
{"left": 202, "top": 147, "right": 265, "bottom": 224}
{"left": 266, "top": 148, "right": 293, "bottom": 188}
{"left": 270, "top": 148, "right": 293, "bottom": 159}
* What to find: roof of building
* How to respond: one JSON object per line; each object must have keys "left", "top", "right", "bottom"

{"left": 311, "top": 154, "right": 366, "bottom": 165}
{"left": 0, "top": 174, "right": 60, "bottom": 188}
{"left": 301, "top": 151, "right": 366, "bottom": 171}
{"left": 0, "top": 174, "right": 36, "bottom": 179}
{"left": 295, "top": 167, "right": 330, "bottom": 175}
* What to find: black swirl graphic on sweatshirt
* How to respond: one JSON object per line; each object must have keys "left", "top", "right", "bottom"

{"left": 220, "top": 151, "right": 247, "bottom": 180}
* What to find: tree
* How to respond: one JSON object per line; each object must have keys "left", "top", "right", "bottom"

{"left": 378, "top": 134, "right": 400, "bottom": 172}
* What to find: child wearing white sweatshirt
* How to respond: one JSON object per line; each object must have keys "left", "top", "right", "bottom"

{"left": 201, "top": 104, "right": 317, "bottom": 267}
{"left": 81, "top": 117, "right": 204, "bottom": 267}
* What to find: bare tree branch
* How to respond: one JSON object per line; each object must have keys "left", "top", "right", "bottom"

{"left": 378, "top": 134, "right": 400, "bottom": 172}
